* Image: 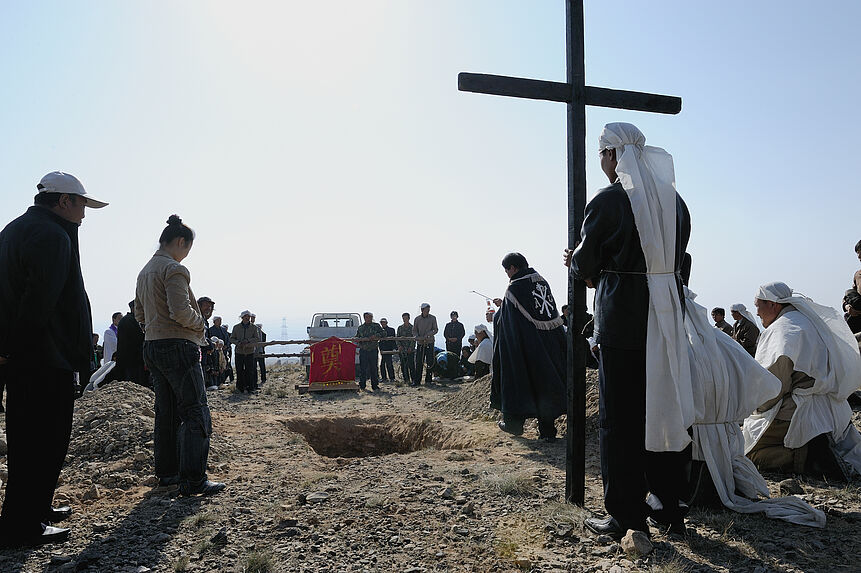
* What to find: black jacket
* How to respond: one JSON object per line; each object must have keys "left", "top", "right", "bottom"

{"left": 378, "top": 326, "right": 397, "bottom": 351}
{"left": 115, "top": 312, "right": 145, "bottom": 373}
{"left": 0, "top": 206, "right": 94, "bottom": 372}
{"left": 570, "top": 182, "right": 690, "bottom": 350}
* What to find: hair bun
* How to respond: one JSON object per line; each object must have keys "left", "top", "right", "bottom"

{"left": 166, "top": 215, "right": 183, "bottom": 226}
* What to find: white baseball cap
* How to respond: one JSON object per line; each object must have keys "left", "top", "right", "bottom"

{"left": 37, "top": 171, "right": 108, "bottom": 208}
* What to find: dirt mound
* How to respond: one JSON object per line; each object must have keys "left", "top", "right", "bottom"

{"left": 430, "top": 370, "right": 601, "bottom": 435}
{"left": 63, "top": 381, "right": 235, "bottom": 492}
{"left": 430, "top": 375, "right": 500, "bottom": 421}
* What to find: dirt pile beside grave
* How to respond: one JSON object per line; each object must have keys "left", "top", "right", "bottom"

{"left": 431, "top": 369, "right": 602, "bottom": 435}
{"left": 62, "top": 381, "right": 236, "bottom": 495}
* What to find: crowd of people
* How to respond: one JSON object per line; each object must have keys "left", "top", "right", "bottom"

{"left": 1, "top": 128, "right": 860, "bottom": 551}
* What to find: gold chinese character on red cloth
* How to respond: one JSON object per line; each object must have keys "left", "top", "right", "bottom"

{"left": 309, "top": 337, "right": 356, "bottom": 384}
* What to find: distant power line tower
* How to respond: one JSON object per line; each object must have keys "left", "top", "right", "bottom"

{"left": 281, "top": 317, "right": 288, "bottom": 340}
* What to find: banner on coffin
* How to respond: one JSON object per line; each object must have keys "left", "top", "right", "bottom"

{"left": 309, "top": 337, "right": 357, "bottom": 388}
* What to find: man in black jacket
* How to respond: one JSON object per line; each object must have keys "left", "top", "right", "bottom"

{"left": 0, "top": 171, "right": 107, "bottom": 547}
{"left": 378, "top": 318, "right": 397, "bottom": 382}
{"left": 567, "top": 123, "right": 692, "bottom": 539}
{"left": 115, "top": 300, "right": 147, "bottom": 387}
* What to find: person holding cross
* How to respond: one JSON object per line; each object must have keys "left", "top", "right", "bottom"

{"left": 566, "top": 122, "right": 694, "bottom": 538}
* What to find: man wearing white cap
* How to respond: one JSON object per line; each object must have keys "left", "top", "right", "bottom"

{"left": 230, "top": 310, "right": 260, "bottom": 392}
{"left": 566, "top": 123, "right": 693, "bottom": 538}
{"left": 412, "top": 303, "right": 438, "bottom": 386}
{"left": 744, "top": 281, "right": 861, "bottom": 478}
{"left": 730, "top": 303, "right": 760, "bottom": 357}
{"left": 0, "top": 172, "right": 107, "bottom": 547}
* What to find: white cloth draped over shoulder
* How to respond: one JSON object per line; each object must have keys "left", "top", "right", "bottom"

{"left": 102, "top": 327, "right": 117, "bottom": 363}
{"left": 742, "top": 282, "right": 861, "bottom": 474}
{"left": 730, "top": 303, "right": 758, "bottom": 329}
{"left": 599, "top": 122, "right": 694, "bottom": 452}
{"left": 469, "top": 337, "right": 493, "bottom": 365}
{"left": 685, "top": 287, "right": 825, "bottom": 527}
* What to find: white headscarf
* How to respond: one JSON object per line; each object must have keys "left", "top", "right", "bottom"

{"left": 743, "top": 281, "right": 861, "bottom": 473}
{"left": 599, "top": 122, "right": 694, "bottom": 452}
{"left": 729, "top": 303, "right": 758, "bottom": 329}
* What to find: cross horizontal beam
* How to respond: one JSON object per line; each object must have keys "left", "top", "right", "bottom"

{"left": 458, "top": 72, "right": 681, "bottom": 115}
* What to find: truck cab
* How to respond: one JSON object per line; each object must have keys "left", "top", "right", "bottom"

{"left": 301, "top": 312, "right": 362, "bottom": 377}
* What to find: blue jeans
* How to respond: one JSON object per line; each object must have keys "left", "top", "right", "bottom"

{"left": 358, "top": 348, "right": 380, "bottom": 389}
{"left": 144, "top": 339, "right": 212, "bottom": 490}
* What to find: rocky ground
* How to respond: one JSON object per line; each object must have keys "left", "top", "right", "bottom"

{"left": 1, "top": 365, "right": 860, "bottom": 572}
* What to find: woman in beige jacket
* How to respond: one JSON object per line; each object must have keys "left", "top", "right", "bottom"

{"left": 134, "top": 215, "right": 225, "bottom": 497}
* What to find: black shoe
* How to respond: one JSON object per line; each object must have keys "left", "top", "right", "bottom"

{"left": 157, "top": 475, "right": 180, "bottom": 488}
{"left": 647, "top": 516, "right": 687, "bottom": 537}
{"left": 585, "top": 516, "right": 626, "bottom": 540}
{"left": 497, "top": 421, "right": 524, "bottom": 436}
{"left": 180, "top": 480, "right": 226, "bottom": 497}
{"left": 371, "top": 385, "right": 380, "bottom": 391}
{"left": 0, "top": 524, "right": 70, "bottom": 548}
{"left": 45, "top": 506, "right": 72, "bottom": 523}
{"left": 359, "top": 385, "right": 366, "bottom": 390}
{"left": 539, "top": 435, "right": 557, "bottom": 443}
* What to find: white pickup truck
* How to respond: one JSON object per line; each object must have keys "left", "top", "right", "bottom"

{"left": 300, "top": 312, "right": 362, "bottom": 378}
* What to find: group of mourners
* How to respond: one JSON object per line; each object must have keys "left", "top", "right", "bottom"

{"left": 1, "top": 127, "right": 860, "bottom": 551}
{"left": 351, "top": 307, "right": 494, "bottom": 391}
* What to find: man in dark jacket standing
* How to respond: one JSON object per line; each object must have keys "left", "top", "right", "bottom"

{"left": 115, "top": 300, "right": 147, "bottom": 387}
{"left": 567, "top": 123, "right": 692, "bottom": 539}
{"left": 378, "top": 318, "right": 397, "bottom": 382}
{"left": 0, "top": 172, "right": 107, "bottom": 547}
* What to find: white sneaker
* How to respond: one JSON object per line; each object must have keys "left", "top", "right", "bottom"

{"left": 206, "top": 385, "right": 219, "bottom": 391}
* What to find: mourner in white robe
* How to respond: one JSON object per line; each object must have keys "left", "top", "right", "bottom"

{"left": 685, "top": 287, "right": 824, "bottom": 527}
{"left": 743, "top": 282, "right": 861, "bottom": 478}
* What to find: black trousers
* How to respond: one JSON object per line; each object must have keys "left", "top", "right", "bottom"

{"left": 399, "top": 351, "right": 416, "bottom": 383}
{"left": 0, "top": 364, "right": 75, "bottom": 540}
{"left": 256, "top": 356, "right": 267, "bottom": 383}
{"left": 235, "top": 354, "right": 257, "bottom": 392}
{"left": 144, "top": 340, "right": 212, "bottom": 490}
{"left": 598, "top": 345, "right": 690, "bottom": 530}
{"left": 358, "top": 349, "right": 380, "bottom": 389}
{"left": 414, "top": 343, "right": 435, "bottom": 384}
{"left": 379, "top": 353, "right": 395, "bottom": 380}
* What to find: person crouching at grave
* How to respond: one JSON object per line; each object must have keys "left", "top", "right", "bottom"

{"left": 743, "top": 282, "right": 861, "bottom": 479}
{"left": 378, "top": 318, "right": 397, "bottom": 382}
{"left": 459, "top": 346, "right": 475, "bottom": 377}
{"left": 491, "top": 252, "right": 566, "bottom": 442}
{"left": 469, "top": 324, "right": 493, "bottom": 378}
{"left": 135, "top": 215, "right": 225, "bottom": 497}
{"left": 230, "top": 310, "right": 260, "bottom": 393}
{"left": 356, "top": 312, "right": 385, "bottom": 391}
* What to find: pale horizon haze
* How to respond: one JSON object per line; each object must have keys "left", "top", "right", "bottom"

{"left": 1, "top": 1, "right": 859, "bottom": 351}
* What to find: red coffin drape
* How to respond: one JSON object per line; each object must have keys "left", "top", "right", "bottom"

{"left": 309, "top": 337, "right": 356, "bottom": 385}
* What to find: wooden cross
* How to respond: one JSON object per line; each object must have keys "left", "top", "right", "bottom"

{"left": 458, "top": 0, "right": 681, "bottom": 506}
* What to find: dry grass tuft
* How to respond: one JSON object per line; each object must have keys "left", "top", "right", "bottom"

{"left": 482, "top": 471, "right": 540, "bottom": 497}
{"left": 241, "top": 551, "right": 276, "bottom": 573}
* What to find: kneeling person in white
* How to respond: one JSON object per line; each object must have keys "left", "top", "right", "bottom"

{"left": 743, "top": 282, "right": 861, "bottom": 477}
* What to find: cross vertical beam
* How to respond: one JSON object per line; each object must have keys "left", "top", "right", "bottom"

{"left": 458, "top": 0, "right": 680, "bottom": 508}
{"left": 565, "top": 0, "right": 587, "bottom": 507}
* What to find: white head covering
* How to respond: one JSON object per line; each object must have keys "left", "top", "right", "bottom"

{"left": 469, "top": 325, "right": 493, "bottom": 364}
{"left": 599, "top": 122, "right": 694, "bottom": 452}
{"left": 729, "top": 303, "right": 758, "bottom": 328}
{"left": 744, "top": 281, "right": 861, "bottom": 473}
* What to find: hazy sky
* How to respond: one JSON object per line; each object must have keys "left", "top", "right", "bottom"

{"left": 1, "top": 1, "right": 859, "bottom": 350}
